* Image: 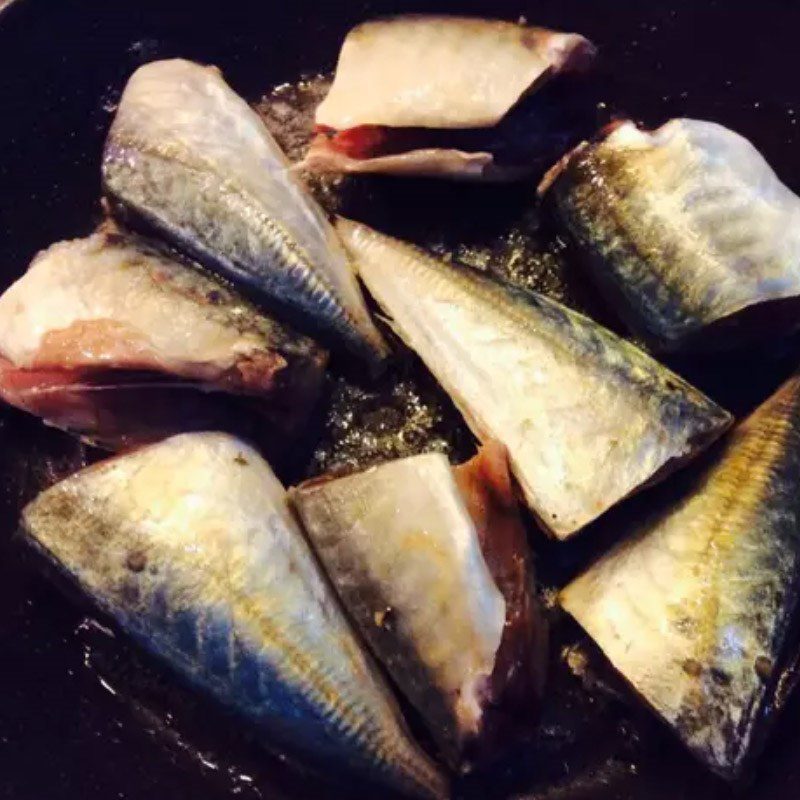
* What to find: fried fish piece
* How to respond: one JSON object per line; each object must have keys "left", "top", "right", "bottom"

{"left": 103, "top": 59, "right": 387, "bottom": 365}
{"left": 562, "top": 373, "right": 800, "bottom": 777}
{"left": 544, "top": 119, "right": 800, "bottom": 351}
{"left": 338, "top": 218, "right": 731, "bottom": 539}
{"left": 306, "top": 16, "right": 597, "bottom": 181}
{"left": 291, "top": 443, "right": 546, "bottom": 769}
{"left": 22, "top": 433, "right": 447, "bottom": 798}
{"left": 0, "top": 230, "right": 326, "bottom": 449}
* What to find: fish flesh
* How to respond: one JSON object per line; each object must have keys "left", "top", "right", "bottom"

{"left": 338, "top": 218, "right": 732, "bottom": 539}
{"left": 21, "top": 432, "right": 447, "bottom": 799}
{"left": 561, "top": 373, "right": 800, "bottom": 778}
{"left": 0, "top": 229, "right": 326, "bottom": 449}
{"left": 542, "top": 119, "right": 800, "bottom": 351}
{"left": 102, "top": 59, "right": 388, "bottom": 365}
{"left": 291, "top": 442, "right": 546, "bottom": 769}
{"left": 451, "top": 443, "right": 548, "bottom": 752}
{"left": 315, "top": 17, "right": 595, "bottom": 129}
{"left": 306, "top": 16, "right": 597, "bottom": 180}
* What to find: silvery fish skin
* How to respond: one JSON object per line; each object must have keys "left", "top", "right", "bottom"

{"left": 0, "top": 230, "right": 326, "bottom": 448}
{"left": 292, "top": 444, "right": 545, "bottom": 768}
{"left": 102, "top": 59, "right": 388, "bottom": 365}
{"left": 338, "top": 219, "right": 732, "bottom": 539}
{"left": 545, "top": 119, "right": 800, "bottom": 351}
{"left": 561, "top": 373, "right": 800, "bottom": 778}
{"left": 21, "top": 433, "right": 447, "bottom": 799}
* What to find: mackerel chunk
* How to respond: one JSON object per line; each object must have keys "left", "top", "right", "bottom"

{"left": 545, "top": 119, "right": 800, "bottom": 351}
{"left": 102, "top": 59, "right": 387, "bottom": 365}
{"left": 562, "top": 374, "right": 800, "bottom": 778}
{"left": 338, "top": 219, "right": 731, "bottom": 539}
{"left": 0, "top": 230, "right": 326, "bottom": 449}
{"left": 306, "top": 15, "right": 597, "bottom": 181}
{"left": 21, "top": 433, "right": 446, "bottom": 799}
{"left": 291, "top": 443, "right": 546, "bottom": 770}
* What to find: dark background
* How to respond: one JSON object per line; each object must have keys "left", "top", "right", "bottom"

{"left": 2, "top": 1, "right": 800, "bottom": 799}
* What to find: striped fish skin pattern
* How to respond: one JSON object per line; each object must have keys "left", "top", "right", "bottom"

{"left": 561, "top": 373, "right": 800, "bottom": 778}
{"left": 21, "top": 433, "right": 447, "bottom": 799}
{"left": 337, "top": 218, "right": 732, "bottom": 539}
{"left": 102, "top": 59, "right": 388, "bottom": 366}
{"left": 548, "top": 119, "right": 800, "bottom": 351}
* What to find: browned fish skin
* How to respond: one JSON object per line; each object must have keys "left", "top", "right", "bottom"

{"left": 561, "top": 373, "right": 800, "bottom": 778}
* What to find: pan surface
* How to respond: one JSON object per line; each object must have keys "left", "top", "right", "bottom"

{"left": 2, "top": 1, "right": 800, "bottom": 799}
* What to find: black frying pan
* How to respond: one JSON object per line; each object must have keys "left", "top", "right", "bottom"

{"left": 2, "top": 1, "right": 800, "bottom": 798}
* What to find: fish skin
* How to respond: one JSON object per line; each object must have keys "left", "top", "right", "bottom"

{"left": 546, "top": 119, "right": 800, "bottom": 351}
{"left": 102, "top": 59, "right": 388, "bottom": 366}
{"left": 561, "top": 373, "right": 800, "bottom": 778}
{"left": 0, "top": 230, "right": 326, "bottom": 447}
{"left": 338, "top": 218, "right": 732, "bottom": 539}
{"left": 21, "top": 433, "right": 447, "bottom": 799}
{"left": 291, "top": 450, "right": 508, "bottom": 768}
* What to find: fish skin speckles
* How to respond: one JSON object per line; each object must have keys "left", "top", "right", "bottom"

{"left": 561, "top": 373, "right": 800, "bottom": 778}
{"left": 338, "top": 218, "right": 732, "bottom": 539}
{"left": 21, "top": 433, "right": 447, "bottom": 799}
